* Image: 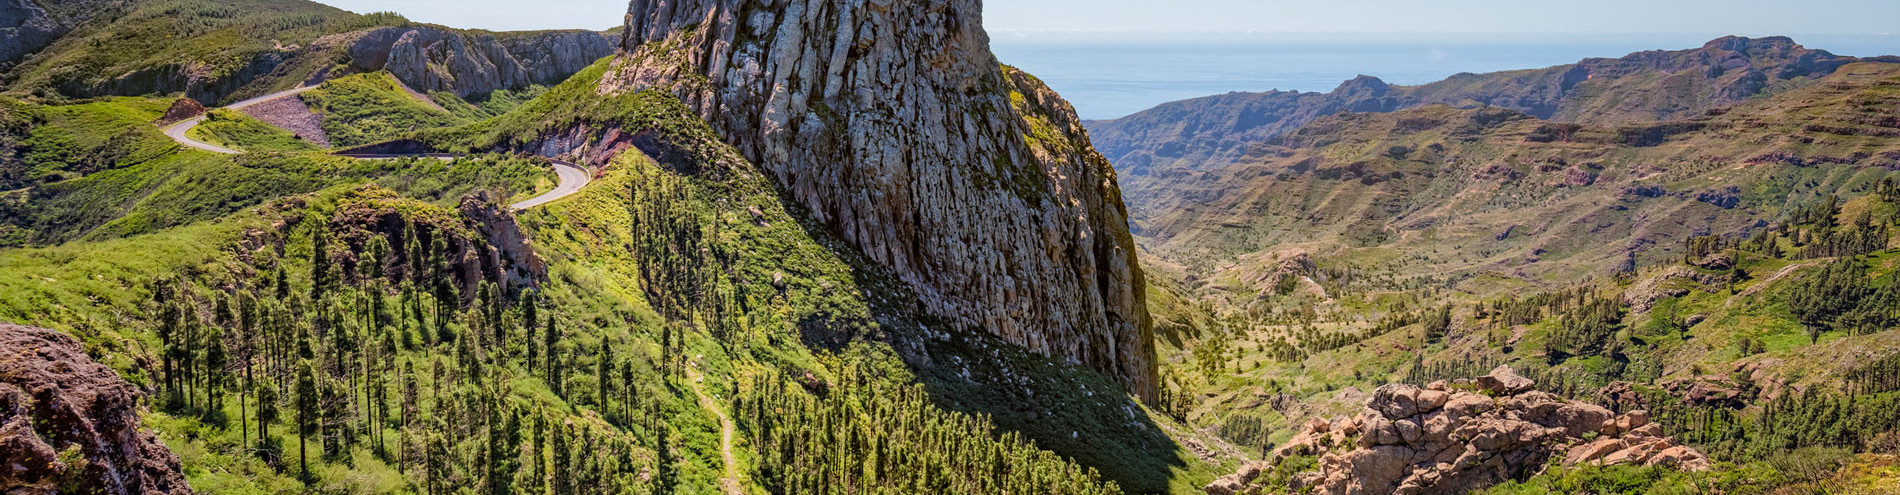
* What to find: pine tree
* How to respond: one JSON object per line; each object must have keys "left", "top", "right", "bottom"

{"left": 256, "top": 382, "right": 279, "bottom": 455}
{"left": 203, "top": 327, "right": 229, "bottom": 424}
{"left": 311, "top": 227, "right": 330, "bottom": 303}
{"left": 295, "top": 360, "right": 320, "bottom": 482}
{"left": 550, "top": 421, "right": 571, "bottom": 495}
{"left": 597, "top": 339, "right": 613, "bottom": 411}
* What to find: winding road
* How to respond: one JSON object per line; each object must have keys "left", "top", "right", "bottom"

{"left": 158, "top": 87, "right": 591, "bottom": 211}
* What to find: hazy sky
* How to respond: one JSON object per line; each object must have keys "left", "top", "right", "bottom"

{"left": 315, "top": 0, "right": 1900, "bottom": 36}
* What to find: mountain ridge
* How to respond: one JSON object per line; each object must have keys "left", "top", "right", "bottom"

{"left": 1087, "top": 36, "right": 1896, "bottom": 179}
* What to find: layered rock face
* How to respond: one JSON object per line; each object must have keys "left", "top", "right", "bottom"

{"left": 611, "top": 0, "right": 1156, "bottom": 401}
{"left": 1207, "top": 367, "right": 1710, "bottom": 495}
{"left": 0, "top": 324, "right": 192, "bottom": 494}
{"left": 343, "top": 26, "right": 617, "bottom": 96}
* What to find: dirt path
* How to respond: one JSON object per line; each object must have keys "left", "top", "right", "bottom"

{"left": 1731, "top": 260, "right": 1824, "bottom": 305}
{"left": 686, "top": 366, "right": 745, "bottom": 495}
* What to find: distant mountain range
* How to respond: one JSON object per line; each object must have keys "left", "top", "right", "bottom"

{"left": 1088, "top": 37, "right": 1898, "bottom": 178}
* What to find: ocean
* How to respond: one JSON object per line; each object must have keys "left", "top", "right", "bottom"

{"left": 990, "top": 34, "right": 1900, "bottom": 120}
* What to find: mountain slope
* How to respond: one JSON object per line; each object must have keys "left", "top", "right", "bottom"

{"left": 1132, "top": 62, "right": 1900, "bottom": 297}
{"left": 0, "top": 0, "right": 614, "bottom": 106}
{"left": 1089, "top": 36, "right": 1890, "bottom": 178}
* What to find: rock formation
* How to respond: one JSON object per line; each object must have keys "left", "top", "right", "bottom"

{"left": 0, "top": 324, "right": 193, "bottom": 494}
{"left": 1207, "top": 367, "right": 1710, "bottom": 495}
{"left": 340, "top": 26, "right": 618, "bottom": 97}
{"left": 323, "top": 188, "right": 545, "bottom": 299}
{"left": 0, "top": 0, "right": 63, "bottom": 69}
{"left": 154, "top": 99, "right": 207, "bottom": 127}
{"left": 609, "top": 0, "right": 1157, "bottom": 400}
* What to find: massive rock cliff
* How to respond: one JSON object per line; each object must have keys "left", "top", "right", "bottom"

{"left": 0, "top": 324, "right": 193, "bottom": 494}
{"left": 610, "top": 0, "right": 1156, "bottom": 401}
{"left": 341, "top": 26, "right": 618, "bottom": 97}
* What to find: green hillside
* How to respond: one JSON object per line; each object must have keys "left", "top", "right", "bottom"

{"left": 1, "top": 0, "right": 408, "bottom": 104}
{"left": 0, "top": 57, "right": 1209, "bottom": 494}
{"left": 301, "top": 72, "right": 465, "bottom": 148}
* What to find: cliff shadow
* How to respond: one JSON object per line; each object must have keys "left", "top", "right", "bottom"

{"left": 775, "top": 202, "right": 1191, "bottom": 494}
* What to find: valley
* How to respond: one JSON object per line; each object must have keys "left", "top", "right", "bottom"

{"left": 1101, "top": 36, "right": 1900, "bottom": 495}
{"left": 1, "top": 0, "right": 1899, "bottom": 494}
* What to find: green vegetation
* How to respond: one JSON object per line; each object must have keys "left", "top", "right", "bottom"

{"left": 2, "top": 0, "right": 409, "bottom": 103}
{"left": 188, "top": 109, "right": 320, "bottom": 153}
{"left": 0, "top": 57, "right": 1159, "bottom": 495}
{"left": 302, "top": 73, "right": 465, "bottom": 148}
{"left": 0, "top": 94, "right": 551, "bottom": 247}
{"left": 1137, "top": 61, "right": 1900, "bottom": 494}
{"left": 431, "top": 86, "right": 550, "bottom": 121}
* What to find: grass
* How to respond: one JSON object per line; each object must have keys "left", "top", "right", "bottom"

{"left": 430, "top": 86, "right": 549, "bottom": 121}
{"left": 301, "top": 72, "right": 465, "bottom": 148}
{"left": 187, "top": 109, "right": 320, "bottom": 153}
{"left": 0, "top": 94, "right": 550, "bottom": 247}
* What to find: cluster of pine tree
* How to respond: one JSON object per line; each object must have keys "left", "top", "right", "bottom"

{"left": 735, "top": 363, "right": 1124, "bottom": 495}
{"left": 1622, "top": 385, "right": 1900, "bottom": 463}
{"left": 1474, "top": 286, "right": 1600, "bottom": 330}
{"left": 144, "top": 199, "right": 691, "bottom": 493}
{"left": 1543, "top": 296, "right": 1627, "bottom": 361}
{"left": 1847, "top": 353, "right": 1900, "bottom": 396}
{"left": 1787, "top": 258, "right": 1899, "bottom": 342}
{"left": 1742, "top": 194, "right": 1897, "bottom": 260}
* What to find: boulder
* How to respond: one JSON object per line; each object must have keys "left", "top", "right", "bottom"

{"left": 155, "top": 98, "right": 207, "bottom": 126}
{"left": 1477, "top": 366, "right": 1534, "bottom": 395}
{"left": 0, "top": 324, "right": 192, "bottom": 494}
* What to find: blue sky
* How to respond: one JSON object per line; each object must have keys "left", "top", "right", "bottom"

{"left": 316, "top": 0, "right": 1900, "bottom": 36}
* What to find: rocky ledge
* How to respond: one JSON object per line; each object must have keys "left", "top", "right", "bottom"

{"left": 0, "top": 324, "right": 192, "bottom": 494}
{"left": 1207, "top": 366, "right": 1710, "bottom": 495}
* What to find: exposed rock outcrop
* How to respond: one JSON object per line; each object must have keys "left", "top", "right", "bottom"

{"left": 1210, "top": 367, "right": 1710, "bottom": 495}
{"left": 0, "top": 0, "right": 64, "bottom": 70}
{"left": 340, "top": 26, "right": 617, "bottom": 97}
{"left": 610, "top": 0, "right": 1156, "bottom": 400}
{"left": 154, "top": 99, "right": 207, "bottom": 127}
{"left": 0, "top": 324, "right": 193, "bottom": 494}
{"left": 324, "top": 188, "right": 545, "bottom": 298}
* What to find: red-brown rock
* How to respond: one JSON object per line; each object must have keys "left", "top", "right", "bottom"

{"left": 154, "top": 99, "right": 206, "bottom": 126}
{"left": 0, "top": 324, "right": 192, "bottom": 494}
